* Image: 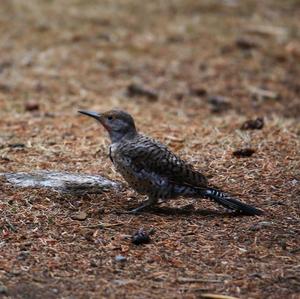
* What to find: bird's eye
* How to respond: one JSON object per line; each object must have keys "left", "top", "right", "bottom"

{"left": 107, "top": 116, "right": 113, "bottom": 120}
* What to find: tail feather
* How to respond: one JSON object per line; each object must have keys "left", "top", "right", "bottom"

{"left": 200, "top": 187, "right": 263, "bottom": 216}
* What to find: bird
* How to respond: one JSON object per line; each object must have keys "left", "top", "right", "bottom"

{"left": 78, "top": 109, "right": 263, "bottom": 216}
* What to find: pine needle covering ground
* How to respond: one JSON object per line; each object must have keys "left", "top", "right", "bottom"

{"left": 0, "top": 1, "right": 299, "bottom": 298}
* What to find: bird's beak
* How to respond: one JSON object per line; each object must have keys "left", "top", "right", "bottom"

{"left": 78, "top": 110, "right": 101, "bottom": 121}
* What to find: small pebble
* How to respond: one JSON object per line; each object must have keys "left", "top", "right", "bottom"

{"left": 291, "top": 179, "right": 298, "bottom": 186}
{"left": 71, "top": 211, "right": 87, "bottom": 221}
{"left": 52, "top": 288, "right": 59, "bottom": 294}
{"left": 115, "top": 255, "right": 127, "bottom": 262}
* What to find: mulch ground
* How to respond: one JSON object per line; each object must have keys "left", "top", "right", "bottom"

{"left": 0, "top": 1, "right": 299, "bottom": 298}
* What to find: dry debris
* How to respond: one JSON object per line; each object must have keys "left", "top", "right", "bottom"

{"left": 0, "top": 0, "right": 299, "bottom": 298}
{"left": 232, "top": 148, "right": 256, "bottom": 158}
{"left": 126, "top": 83, "right": 159, "bottom": 101}
{"left": 235, "top": 37, "right": 259, "bottom": 50}
{"left": 71, "top": 211, "right": 88, "bottom": 221}
{"left": 131, "top": 228, "right": 152, "bottom": 245}
{"left": 240, "top": 117, "right": 264, "bottom": 130}
{"left": 25, "top": 101, "right": 39, "bottom": 112}
{"left": 248, "top": 86, "right": 280, "bottom": 101}
{"left": 208, "top": 96, "right": 231, "bottom": 113}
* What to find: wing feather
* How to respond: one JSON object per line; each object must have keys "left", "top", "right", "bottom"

{"left": 119, "top": 135, "right": 207, "bottom": 187}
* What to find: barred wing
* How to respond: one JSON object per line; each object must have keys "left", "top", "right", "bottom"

{"left": 118, "top": 135, "right": 207, "bottom": 187}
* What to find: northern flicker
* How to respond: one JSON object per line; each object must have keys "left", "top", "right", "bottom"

{"left": 79, "top": 109, "right": 263, "bottom": 215}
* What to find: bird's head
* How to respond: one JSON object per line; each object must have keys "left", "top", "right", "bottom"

{"left": 78, "top": 109, "right": 137, "bottom": 143}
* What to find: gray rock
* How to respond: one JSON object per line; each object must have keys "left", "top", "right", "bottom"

{"left": 1, "top": 171, "right": 120, "bottom": 194}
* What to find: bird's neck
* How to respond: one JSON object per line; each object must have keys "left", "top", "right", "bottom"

{"left": 109, "top": 130, "right": 137, "bottom": 143}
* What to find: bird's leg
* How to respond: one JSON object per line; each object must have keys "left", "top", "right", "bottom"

{"left": 127, "top": 196, "right": 158, "bottom": 214}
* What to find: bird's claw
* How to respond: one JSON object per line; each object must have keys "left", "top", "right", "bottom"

{"left": 127, "top": 206, "right": 148, "bottom": 214}
{"left": 127, "top": 209, "right": 141, "bottom": 214}
{"left": 125, "top": 204, "right": 153, "bottom": 214}
{"left": 115, "top": 208, "right": 143, "bottom": 215}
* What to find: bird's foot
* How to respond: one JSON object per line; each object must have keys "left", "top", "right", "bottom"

{"left": 127, "top": 199, "right": 157, "bottom": 214}
{"left": 126, "top": 205, "right": 151, "bottom": 214}
{"left": 115, "top": 206, "right": 151, "bottom": 215}
{"left": 118, "top": 197, "right": 158, "bottom": 215}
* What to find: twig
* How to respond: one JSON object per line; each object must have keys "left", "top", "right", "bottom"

{"left": 200, "top": 294, "right": 240, "bottom": 299}
{"left": 177, "top": 277, "right": 223, "bottom": 283}
{"left": 5, "top": 218, "right": 17, "bottom": 232}
{"left": 81, "top": 222, "right": 127, "bottom": 229}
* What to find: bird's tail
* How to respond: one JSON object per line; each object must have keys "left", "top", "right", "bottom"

{"left": 199, "top": 187, "right": 263, "bottom": 216}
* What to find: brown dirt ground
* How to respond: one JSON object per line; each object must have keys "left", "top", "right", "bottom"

{"left": 0, "top": 1, "right": 299, "bottom": 298}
